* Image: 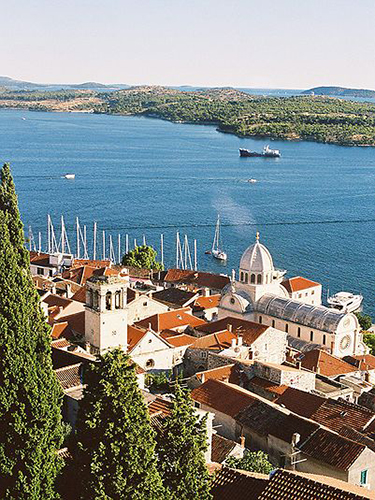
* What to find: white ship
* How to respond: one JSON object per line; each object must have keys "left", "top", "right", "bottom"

{"left": 327, "top": 291, "right": 363, "bottom": 313}
{"left": 211, "top": 215, "right": 227, "bottom": 261}
{"left": 63, "top": 173, "right": 75, "bottom": 179}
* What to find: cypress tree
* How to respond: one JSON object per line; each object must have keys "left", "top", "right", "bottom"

{"left": 157, "top": 385, "right": 212, "bottom": 500}
{"left": 75, "top": 349, "right": 165, "bottom": 500}
{"left": 0, "top": 163, "right": 64, "bottom": 499}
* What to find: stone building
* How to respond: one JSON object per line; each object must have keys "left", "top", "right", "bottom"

{"left": 219, "top": 234, "right": 367, "bottom": 358}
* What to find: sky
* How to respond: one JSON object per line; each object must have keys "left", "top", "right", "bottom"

{"left": 2, "top": 0, "right": 375, "bottom": 89}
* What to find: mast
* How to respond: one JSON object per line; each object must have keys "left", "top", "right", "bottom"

{"left": 76, "top": 217, "right": 80, "bottom": 259}
{"left": 160, "top": 234, "right": 164, "bottom": 268}
{"left": 83, "top": 225, "right": 88, "bottom": 259}
{"left": 102, "top": 230, "right": 106, "bottom": 260}
{"left": 125, "top": 234, "right": 129, "bottom": 254}
{"left": 38, "top": 232, "right": 42, "bottom": 253}
{"left": 194, "top": 239, "right": 197, "bottom": 271}
{"left": 212, "top": 215, "right": 220, "bottom": 252}
{"left": 47, "top": 215, "right": 51, "bottom": 254}
{"left": 118, "top": 234, "right": 121, "bottom": 264}
{"left": 93, "top": 222, "right": 97, "bottom": 260}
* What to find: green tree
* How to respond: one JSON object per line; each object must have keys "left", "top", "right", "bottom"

{"left": 121, "top": 245, "right": 163, "bottom": 270}
{"left": 226, "top": 450, "right": 273, "bottom": 474}
{"left": 355, "top": 312, "right": 373, "bottom": 331}
{"left": 157, "top": 384, "right": 212, "bottom": 500}
{"left": 0, "top": 163, "right": 64, "bottom": 499}
{"left": 363, "top": 334, "right": 375, "bottom": 355}
{"left": 75, "top": 349, "right": 165, "bottom": 500}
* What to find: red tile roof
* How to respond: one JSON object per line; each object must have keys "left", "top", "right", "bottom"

{"left": 248, "top": 376, "right": 289, "bottom": 396}
{"left": 191, "top": 380, "right": 256, "bottom": 417}
{"left": 258, "top": 469, "right": 375, "bottom": 499}
{"left": 300, "top": 428, "right": 365, "bottom": 471}
{"left": 51, "top": 321, "right": 72, "bottom": 340}
{"left": 193, "top": 294, "right": 221, "bottom": 311}
{"left": 73, "top": 258, "right": 111, "bottom": 268}
{"left": 127, "top": 325, "right": 147, "bottom": 352}
{"left": 276, "top": 387, "right": 375, "bottom": 433}
{"left": 55, "top": 363, "right": 82, "bottom": 391}
{"left": 300, "top": 349, "right": 356, "bottom": 377}
{"left": 30, "top": 251, "right": 52, "bottom": 267}
{"left": 160, "top": 332, "right": 196, "bottom": 348}
{"left": 71, "top": 286, "right": 87, "bottom": 303}
{"left": 281, "top": 276, "right": 320, "bottom": 293}
{"left": 189, "top": 331, "right": 237, "bottom": 350}
{"left": 135, "top": 307, "right": 206, "bottom": 332}
{"left": 158, "top": 269, "right": 230, "bottom": 291}
{"left": 211, "top": 434, "right": 237, "bottom": 464}
{"left": 196, "top": 365, "right": 236, "bottom": 383}
{"left": 197, "top": 316, "right": 269, "bottom": 346}
{"left": 56, "top": 311, "right": 85, "bottom": 336}
{"left": 211, "top": 467, "right": 268, "bottom": 500}
{"left": 148, "top": 397, "right": 173, "bottom": 416}
{"left": 348, "top": 354, "right": 375, "bottom": 371}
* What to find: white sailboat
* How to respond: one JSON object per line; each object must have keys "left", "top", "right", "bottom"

{"left": 211, "top": 215, "right": 227, "bottom": 261}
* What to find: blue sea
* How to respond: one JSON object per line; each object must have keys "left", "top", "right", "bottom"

{"left": 0, "top": 109, "right": 374, "bottom": 315}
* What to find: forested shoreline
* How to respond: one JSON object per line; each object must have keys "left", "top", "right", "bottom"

{"left": 2, "top": 86, "right": 375, "bottom": 146}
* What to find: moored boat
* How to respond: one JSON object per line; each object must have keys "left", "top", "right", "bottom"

{"left": 63, "top": 173, "right": 75, "bottom": 179}
{"left": 239, "top": 145, "right": 281, "bottom": 158}
{"left": 211, "top": 215, "right": 227, "bottom": 261}
{"left": 327, "top": 291, "right": 363, "bottom": 313}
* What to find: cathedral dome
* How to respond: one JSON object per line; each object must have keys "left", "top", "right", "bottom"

{"left": 240, "top": 233, "right": 274, "bottom": 274}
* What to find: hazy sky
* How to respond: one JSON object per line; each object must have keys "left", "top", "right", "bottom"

{"left": 2, "top": 0, "right": 375, "bottom": 88}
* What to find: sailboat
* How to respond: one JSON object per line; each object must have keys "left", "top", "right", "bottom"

{"left": 211, "top": 215, "right": 227, "bottom": 261}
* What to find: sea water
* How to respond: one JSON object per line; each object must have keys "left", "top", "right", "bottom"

{"left": 0, "top": 109, "right": 374, "bottom": 315}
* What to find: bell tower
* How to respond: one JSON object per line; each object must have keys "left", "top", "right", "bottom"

{"left": 84, "top": 275, "right": 129, "bottom": 355}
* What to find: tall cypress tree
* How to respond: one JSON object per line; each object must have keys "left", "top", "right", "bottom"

{"left": 157, "top": 385, "right": 212, "bottom": 500}
{"left": 75, "top": 349, "right": 165, "bottom": 500}
{"left": 0, "top": 163, "right": 64, "bottom": 499}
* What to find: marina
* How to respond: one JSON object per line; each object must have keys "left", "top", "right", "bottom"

{"left": 0, "top": 109, "right": 373, "bottom": 314}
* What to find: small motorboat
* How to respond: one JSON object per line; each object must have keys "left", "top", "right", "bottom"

{"left": 63, "top": 173, "right": 75, "bottom": 180}
{"left": 247, "top": 178, "right": 257, "bottom": 183}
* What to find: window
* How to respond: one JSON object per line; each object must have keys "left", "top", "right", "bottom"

{"left": 264, "top": 344, "right": 268, "bottom": 351}
{"left": 310, "top": 331, "right": 314, "bottom": 342}
{"left": 257, "top": 274, "right": 262, "bottom": 284}
{"left": 143, "top": 301, "right": 148, "bottom": 307}
{"left": 37, "top": 267, "right": 44, "bottom": 275}
{"left": 311, "top": 290, "right": 315, "bottom": 295}
{"left": 230, "top": 298, "right": 235, "bottom": 304}
{"left": 106, "top": 292, "right": 112, "bottom": 310}
{"left": 250, "top": 274, "right": 256, "bottom": 284}
{"left": 145, "top": 359, "right": 155, "bottom": 369}
{"left": 322, "top": 334, "right": 326, "bottom": 345}
{"left": 360, "top": 470, "right": 368, "bottom": 486}
{"left": 285, "top": 324, "right": 288, "bottom": 333}
{"left": 259, "top": 316, "right": 262, "bottom": 324}
{"left": 298, "top": 293, "right": 302, "bottom": 298}
{"left": 245, "top": 273, "right": 248, "bottom": 284}
{"left": 115, "top": 291, "right": 121, "bottom": 309}
{"left": 272, "top": 320, "right": 275, "bottom": 328}
{"left": 297, "top": 327, "right": 301, "bottom": 338}
{"left": 240, "top": 272, "right": 244, "bottom": 282}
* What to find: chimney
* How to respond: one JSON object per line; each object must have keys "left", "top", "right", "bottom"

{"left": 227, "top": 324, "right": 233, "bottom": 333}
{"left": 365, "top": 371, "right": 370, "bottom": 383}
{"left": 66, "top": 283, "right": 72, "bottom": 298}
{"left": 296, "top": 361, "right": 301, "bottom": 370}
{"left": 291, "top": 432, "right": 300, "bottom": 447}
{"left": 238, "top": 336, "right": 243, "bottom": 347}
{"left": 203, "top": 287, "right": 210, "bottom": 297}
{"left": 240, "top": 435, "right": 245, "bottom": 449}
{"left": 231, "top": 338, "right": 236, "bottom": 349}
{"left": 51, "top": 284, "right": 56, "bottom": 295}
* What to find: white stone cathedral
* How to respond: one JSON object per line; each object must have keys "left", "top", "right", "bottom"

{"left": 219, "top": 233, "right": 367, "bottom": 358}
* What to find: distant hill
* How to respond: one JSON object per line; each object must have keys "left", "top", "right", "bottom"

{"left": 0, "top": 76, "right": 128, "bottom": 91}
{"left": 302, "top": 86, "right": 375, "bottom": 98}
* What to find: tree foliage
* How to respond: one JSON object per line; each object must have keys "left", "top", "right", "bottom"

{"left": 0, "top": 163, "right": 64, "bottom": 499}
{"left": 75, "top": 349, "right": 164, "bottom": 500}
{"left": 121, "top": 245, "right": 163, "bottom": 270}
{"left": 363, "top": 334, "right": 375, "bottom": 355}
{"left": 156, "top": 385, "right": 212, "bottom": 500}
{"left": 355, "top": 312, "right": 373, "bottom": 331}
{"left": 226, "top": 450, "right": 273, "bottom": 474}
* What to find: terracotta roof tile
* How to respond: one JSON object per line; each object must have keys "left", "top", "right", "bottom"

{"left": 189, "top": 331, "right": 237, "bottom": 350}
{"left": 211, "top": 434, "right": 237, "bottom": 464}
{"left": 258, "top": 469, "right": 375, "bottom": 499}
{"left": 346, "top": 353, "right": 375, "bottom": 371}
{"left": 71, "top": 286, "right": 87, "bottom": 303}
{"left": 127, "top": 325, "right": 147, "bottom": 352}
{"left": 51, "top": 321, "right": 72, "bottom": 340}
{"left": 55, "top": 363, "right": 82, "bottom": 391}
{"left": 72, "top": 259, "right": 111, "bottom": 268}
{"left": 197, "top": 316, "right": 269, "bottom": 346}
{"left": 281, "top": 276, "right": 320, "bottom": 293}
{"left": 276, "top": 387, "right": 325, "bottom": 418}
{"left": 148, "top": 397, "right": 173, "bottom": 416}
{"left": 55, "top": 311, "right": 85, "bottom": 336}
{"left": 30, "top": 251, "right": 52, "bottom": 267}
{"left": 161, "top": 332, "right": 196, "bottom": 348}
{"left": 153, "top": 288, "right": 197, "bottom": 307}
{"left": 196, "top": 365, "right": 236, "bottom": 383}
{"left": 300, "top": 428, "right": 365, "bottom": 471}
{"left": 193, "top": 294, "right": 221, "bottom": 311}
{"left": 135, "top": 307, "right": 206, "bottom": 332}
{"left": 211, "top": 467, "right": 268, "bottom": 500}
{"left": 248, "top": 376, "right": 289, "bottom": 396}
{"left": 158, "top": 269, "right": 230, "bottom": 290}
{"left": 191, "top": 380, "right": 256, "bottom": 418}
{"left": 301, "top": 349, "right": 356, "bottom": 377}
